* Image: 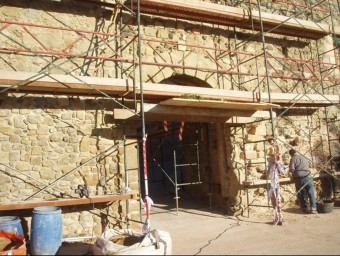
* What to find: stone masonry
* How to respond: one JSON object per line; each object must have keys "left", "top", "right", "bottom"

{"left": 0, "top": 0, "right": 339, "bottom": 237}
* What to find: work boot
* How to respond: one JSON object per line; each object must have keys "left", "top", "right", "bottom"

{"left": 310, "top": 208, "right": 318, "bottom": 214}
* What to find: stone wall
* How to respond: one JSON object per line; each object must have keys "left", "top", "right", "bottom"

{"left": 0, "top": 0, "right": 337, "bottom": 94}
{"left": 0, "top": 0, "right": 338, "bottom": 236}
{"left": 223, "top": 108, "right": 340, "bottom": 216}
{"left": 0, "top": 95, "right": 140, "bottom": 237}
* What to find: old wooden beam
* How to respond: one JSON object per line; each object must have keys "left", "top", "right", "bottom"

{"left": 127, "top": 0, "right": 330, "bottom": 40}
{"left": 75, "top": 0, "right": 334, "bottom": 39}
{"left": 160, "top": 98, "right": 280, "bottom": 110}
{"left": 0, "top": 71, "right": 338, "bottom": 106}
{"left": 113, "top": 103, "right": 275, "bottom": 123}
{"left": 0, "top": 193, "right": 138, "bottom": 211}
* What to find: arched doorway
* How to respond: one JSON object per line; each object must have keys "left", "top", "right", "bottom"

{"left": 140, "top": 74, "right": 217, "bottom": 211}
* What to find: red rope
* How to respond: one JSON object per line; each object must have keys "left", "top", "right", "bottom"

{"left": 142, "top": 135, "right": 154, "bottom": 233}
{"left": 143, "top": 135, "right": 148, "bottom": 197}
{"left": 163, "top": 121, "right": 168, "bottom": 131}
{"left": 179, "top": 121, "right": 184, "bottom": 141}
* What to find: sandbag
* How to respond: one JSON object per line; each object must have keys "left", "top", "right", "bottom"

{"left": 92, "top": 229, "right": 172, "bottom": 255}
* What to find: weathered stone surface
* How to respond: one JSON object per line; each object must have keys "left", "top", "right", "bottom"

{"left": 14, "top": 116, "right": 27, "bottom": 129}
{"left": 31, "top": 156, "right": 42, "bottom": 165}
{"left": 27, "top": 114, "right": 43, "bottom": 125}
{"left": 0, "top": 0, "right": 337, "bottom": 237}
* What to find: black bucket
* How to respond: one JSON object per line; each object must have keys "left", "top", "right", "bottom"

{"left": 316, "top": 200, "right": 334, "bottom": 213}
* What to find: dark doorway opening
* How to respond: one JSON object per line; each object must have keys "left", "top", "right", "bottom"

{"left": 139, "top": 121, "right": 210, "bottom": 210}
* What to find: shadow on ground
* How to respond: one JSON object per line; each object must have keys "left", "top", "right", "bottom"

{"left": 57, "top": 241, "right": 93, "bottom": 255}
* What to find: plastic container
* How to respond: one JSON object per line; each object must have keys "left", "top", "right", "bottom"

{"left": 30, "top": 206, "right": 62, "bottom": 255}
{"left": 0, "top": 216, "right": 24, "bottom": 237}
{"left": 316, "top": 200, "right": 334, "bottom": 213}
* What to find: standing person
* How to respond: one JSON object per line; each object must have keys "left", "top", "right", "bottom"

{"left": 267, "top": 155, "right": 286, "bottom": 225}
{"left": 289, "top": 149, "right": 317, "bottom": 214}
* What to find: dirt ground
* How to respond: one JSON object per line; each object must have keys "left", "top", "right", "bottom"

{"left": 57, "top": 197, "right": 340, "bottom": 255}
{"left": 149, "top": 199, "right": 340, "bottom": 255}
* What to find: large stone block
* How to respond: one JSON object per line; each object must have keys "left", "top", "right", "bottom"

{"left": 246, "top": 134, "right": 266, "bottom": 142}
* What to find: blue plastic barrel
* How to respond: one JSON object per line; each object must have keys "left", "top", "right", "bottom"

{"left": 30, "top": 206, "right": 62, "bottom": 255}
{"left": 0, "top": 216, "right": 24, "bottom": 237}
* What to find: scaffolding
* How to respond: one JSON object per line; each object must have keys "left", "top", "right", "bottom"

{"left": 0, "top": 0, "right": 339, "bottom": 225}
{"left": 147, "top": 124, "right": 202, "bottom": 214}
{"left": 234, "top": 0, "right": 340, "bottom": 214}
{"left": 0, "top": 0, "right": 147, "bottom": 229}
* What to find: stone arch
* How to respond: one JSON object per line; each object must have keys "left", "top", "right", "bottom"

{"left": 160, "top": 74, "right": 212, "bottom": 88}
{"left": 153, "top": 73, "right": 230, "bottom": 213}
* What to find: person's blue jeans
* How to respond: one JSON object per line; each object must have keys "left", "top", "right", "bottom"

{"left": 294, "top": 175, "right": 317, "bottom": 210}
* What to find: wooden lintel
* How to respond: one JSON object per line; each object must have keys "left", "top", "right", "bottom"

{"left": 160, "top": 98, "right": 280, "bottom": 110}
{"left": 114, "top": 104, "right": 274, "bottom": 122}
{"left": 114, "top": 108, "right": 233, "bottom": 122}
{"left": 0, "top": 193, "right": 138, "bottom": 211}
{"left": 145, "top": 104, "right": 258, "bottom": 117}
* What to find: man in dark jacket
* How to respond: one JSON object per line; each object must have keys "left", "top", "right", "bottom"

{"left": 289, "top": 149, "right": 317, "bottom": 214}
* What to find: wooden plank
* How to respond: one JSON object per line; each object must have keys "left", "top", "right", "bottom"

{"left": 0, "top": 70, "right": 130, "bottom": 97}
{"left": 242, "top": 171, "right": 339, "bottom": 187}
{"left": 76, "top": 0, "right": 331, "bottom": 39}
{"left": 160, "top": 98, "right": 280, "bottom": 110}
{"left": 140, "top": 113, "right": 233, "bottom": 123}
{"left": 0, "top": 193, "right": 138, "bottom": 211}
{"left": 261, "top": 92, "right": 340, "bottom": 106}
{"left": 242, "top": 177, "right": 291, "bottom": 187}
{"left": 142, "top": 81, "right": 258, "bottom": 102}
{"left": 129, "top": 0, "right": 330, "bottom": 39}
{"left": 114, "top": 104, "right": 274, "bottom": 122}
{"left": 120, "top": 104, "right": 258, "bottom": 117}
{"left": 114, "top": 106, "right": 236, "bottom": 122}
{"left": 0, "top": 71, "right": 257, "bottom": 102}
{"left": 0, "top": 71, "right": 338, "bottom": 106}
{"left": 251, "top": 10, "right": 330, "bottom": 36}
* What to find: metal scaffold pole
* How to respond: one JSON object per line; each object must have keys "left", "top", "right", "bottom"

{"left": 136, "top": 0, "right": 152, "bottom": 233}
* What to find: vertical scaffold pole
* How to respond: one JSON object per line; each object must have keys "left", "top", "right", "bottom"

{"left": 137, "top": 0, "right": 153, "bottom": 233}
{"left": 174, "top": 150, "right": 179, "bottom": 215}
